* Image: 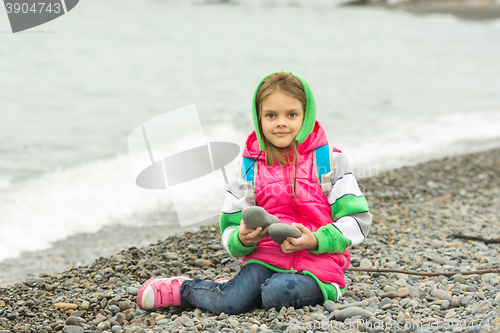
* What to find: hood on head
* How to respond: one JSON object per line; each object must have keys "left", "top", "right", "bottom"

{"left": 251, "top": 70, "right": 317, "bottom": 152}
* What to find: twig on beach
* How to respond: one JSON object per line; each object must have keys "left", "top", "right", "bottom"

{"left": 346, "top": 267, "right": 500, "bottom": 277}
{"left": 447, "top": 233, "right": 500, "bottom": 244}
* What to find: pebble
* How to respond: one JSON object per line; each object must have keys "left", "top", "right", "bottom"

{"left": 359, "top": 259, "right": 372, "bottom": 269}
{"left": 54, "top": 303, "right": 78, "bottom": 310}
{"left": 396, "top": 287, "right": 409, "bottom": 297}
{"left": 62, "top": 327, "right": 84, "bottom": 333}
{"left": 432, "top": 256, "right": 446, "bottom": 265}
{"left": 445, "top": 310, "right": 456, "bottom": 319}
{"left": 338, "top": 301, "right": 364, "bottom": 310}
{"left": 172, "top": 316, "right": 190, "bottom": 328}
{"left": 119, "top": 301, "right": 131, "bottom": 311}
{"left": 111, "top": 325, "right": 122, "bottom": 333}
{"left": 268, "top": 223, "right": 302, "bottom": 244}
{"left": 323, "top": 300, "right": 335, "bottom": 312}
{"left": 93, "top": 315, "right": 106, "bottom": 325}
{"left": 163, "top": 252, "right": 178, "bottom": 260}
{"left": 430, "top": 289, "right": 452, "bottom": 300}
{"left": 452, "top": 273, "right": 466, "bottom": 284}
{"left": 65, "top": 316, "right": 80, "bottom": 326}
{"left": 127, "top": 287, "right": 139, "bottom": 295}
{"left": 333, "top": 307, "right": 374, "bottom": 321}
{"left": 241, "top": 206, "right": 279, "bottom": 229}
{"left": 381, "top": 291, "right": 397, "bottom": 298}
{"left": 461, "top": 296, "right": 473, "bottom": 306}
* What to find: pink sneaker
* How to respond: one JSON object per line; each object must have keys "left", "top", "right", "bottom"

{"left": 137, "top": 276, "right": 190, "bottom": 310}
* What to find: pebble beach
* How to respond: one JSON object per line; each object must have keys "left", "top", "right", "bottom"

{"left": 1, "top": 148, "right": 500, "bottom": 333}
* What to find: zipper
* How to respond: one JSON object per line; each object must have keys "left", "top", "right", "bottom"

{"left": 285, "top": 162, "right": 301, "bottom": 271}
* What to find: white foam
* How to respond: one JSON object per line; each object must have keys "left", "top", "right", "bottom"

{"left": 339, "top": 110, "right": 500, "bottom": 175}
{"left": 0, "top": 155, "right": 168, "bottom": 262}
{"left": 0, "top": 177, "right": 11, "bottom": 189}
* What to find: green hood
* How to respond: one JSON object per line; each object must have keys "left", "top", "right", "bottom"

{"left": 251, "top": 70, "right": 317, "bottom": 151}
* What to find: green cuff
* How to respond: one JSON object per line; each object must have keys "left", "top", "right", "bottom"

{"left": 310, "top": 224, "right": 352, "bottom": 254}
{"left": 220, "top": 211, "right": 242, "bottom": 234}
{"left": 227, "top": 226, "right": 256, "bottom": 257}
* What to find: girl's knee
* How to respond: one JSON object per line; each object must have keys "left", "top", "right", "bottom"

{"left": 260, "top": 275, "right": 298, "bottom": 310}
{"left": 260, "top": 274, "right": 322, "bottom": 311}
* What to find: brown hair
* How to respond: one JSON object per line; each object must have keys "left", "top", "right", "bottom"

{"left": 256, "top": 72, "right": 306, "bottom": 167}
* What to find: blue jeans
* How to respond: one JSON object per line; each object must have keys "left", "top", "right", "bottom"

{"left": 179, "top": 263, "right": 323, "bottom": 315}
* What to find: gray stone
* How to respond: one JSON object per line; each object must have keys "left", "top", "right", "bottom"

{"left": 127, "top": 287, "right": 139, "bottom": 295}
{"left": 71, "top": 310, "right": 86, "bottom": 318}
{"left": 359, "top": 259, "right": 373, "bottom": 269}
{"left": 323, "top": 300, "right": 335, "bottom": 312}
{"left": 471, "top": 241, "right": 488, "bottom": 250}
{"left": 111, "top": 326, "right": 122, "bottom": 333}
{"left": 461, "top": 296, "right": 473, "bottom": 306}
{"left": 172, "top": 316, "right": 190, "bottom": 328}
{"left": 163, "top": 252, "right": 178, "bottom": 260}
{"left": 381, "top": 291, "right": 397, "bottom": 298}
{"left": 430, "top": 289, "right": 451, "bottom": 300}
{"left": 65, "top": 316, "right": 80, "bottom": 326}
{"left": 242, "top": 206, "right": 279, "bottom": 229}
{"left": 93, "top": 315, "right": 107, "bottom": 325}
{"left": 157, "top": 319, "right": 169, "bottom": 325}
{"left": 441, "top": 300, "right": 451, "bottom": 310}
{"left": 62, "top": 327, "right": 84, "bottom": 333}
{"left": 383, "top": 285, "right": 396, "bottom": 292}
{"left": 109, "top": 305, "right": 120, "bottom": 313}
{"left": 311, "top": 312, "right": 327, "bottom": 320}
{"left": 408, "top": 286, "right": 419, "bottom": 297}
{"left": 268, "top": 223, "right": 301, "bottom": 244}
{"left": 378, "top": 298, "right": 393, "bottom": 309}
{"left": 334, "top": 307, "right": 373, "bottom": 321}
{"left": 471, "top": 300, "right": 490, "bottom": 314}
{"left": 338, "top": 301, "right": 364, "bottom": 310}
{"left": 119, "top": 301, "right": 131, "bottom": 311}
{"left": 432, "top": 256, "right": 446, "bottom": 265}
{"left": 452, "top": 273, "right": 465, "bottom": 284}
{"left": 465, "top": 286, "right": 477, "bottom": 292}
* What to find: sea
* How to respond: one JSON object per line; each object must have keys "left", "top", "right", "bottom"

{"left": 1, "top": 0, "right": 500, "bottom": 265}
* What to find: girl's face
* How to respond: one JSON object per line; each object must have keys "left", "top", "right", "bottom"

{"left": 260, "top": 91, "right": 304, "bottom": 149}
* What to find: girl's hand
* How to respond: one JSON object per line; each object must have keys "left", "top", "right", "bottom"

{"left": 239, "top": 219, "right": 270, "bottom": 247}
{"left": 281, "top": 223, "right": 318, "bottom": 253}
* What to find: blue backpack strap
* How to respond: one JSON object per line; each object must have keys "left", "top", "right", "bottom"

{"left": 240, "top": 157, "right": 257, "bottom": 204}
{"left": 314, "top": 144, "right": 330, "bottom": 182}
{"left": 314, "top": 144, "right": 334, "bottom": 196}
{"left": 241, "top": 157, "right": 256, "bottom": 186}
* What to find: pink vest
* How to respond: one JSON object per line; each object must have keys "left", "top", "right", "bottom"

{"left": 241, "top": 122, "right": 350, "bottom": 288}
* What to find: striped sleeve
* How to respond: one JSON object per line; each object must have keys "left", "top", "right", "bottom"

{"left": 220, "top": 157, "right": 255, "bottom": 257}
{"left": 311, "top": 152, "right": 371, "bottom": 254}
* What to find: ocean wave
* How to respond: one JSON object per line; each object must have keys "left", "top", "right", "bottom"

{"left": 0, "top": 155, "right": 169, "bottom": 262}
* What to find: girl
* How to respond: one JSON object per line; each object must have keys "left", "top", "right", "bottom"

{"left": 136, "top": 70, "right": 371, "bottom": 315}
